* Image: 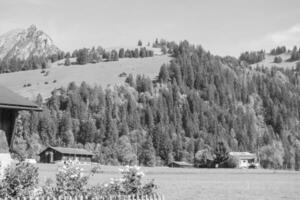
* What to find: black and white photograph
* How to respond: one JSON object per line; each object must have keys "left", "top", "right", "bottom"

{"left": 0, "top": 0, "right": 300, "bottom": 199}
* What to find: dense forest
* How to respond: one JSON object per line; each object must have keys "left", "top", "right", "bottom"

{"left": 12, "top": 41, "right": 300, "bottom": 169}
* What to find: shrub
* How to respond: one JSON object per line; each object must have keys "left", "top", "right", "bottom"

{"left": 194, "top": 148, "right": 215, "bottom": 168}
{"left": 259, "top": 141, "right": 284, "bottom": 169}
{"left": 88, "top": 166, "right": 157, "bottom": 197}
{"left": 119, "top": 72, "right": 127, "bottom": 77}
{"left": 55, "top": 160, "right": 89, "bottom": 196}
{"left": 0, "top": 162, "right": 39, "bottom": 198}
{"left": 91, "top": 164, "right": 102, "bottom": 174}
{"left": 274, "top": 56, "right": 283, "bottom": 63}
{"left": 44, "top": 71, "right": 50, "bottom": 76}
{"left": 219, "top": 155, "right": 239, "bottom": 168}
{"left": 64, "top": 57, "right": 71, "bottom": 66}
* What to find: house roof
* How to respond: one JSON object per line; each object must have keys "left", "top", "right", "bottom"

{"left": 229, "top": 152, "right": 257, "bottom": 159}
{"left": 169, "top": 161, "right": 193, "bottom": 166}
{"left": 0, "top": 85, "right": 42, "bottom": 111}
{"left": 40, "top": 146, "right": 94, "bottom": 156}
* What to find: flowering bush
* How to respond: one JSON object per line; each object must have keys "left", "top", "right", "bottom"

{"left": 37, "top": 162, "right": 157, "bottom": 198}
{"left": 55, "top": 160, "right": 89, "bottom": 196}
{"left": 120, "top": 166, "right": 145, "bottom": 194}
{"left": 0, "top": 162, "right": 39, "bottom": 198}
{"left": 1, "top": 160, "right": 158, "bottom": 198}
{"left": 89, "top": 166, "right": 157, "bottom": 197}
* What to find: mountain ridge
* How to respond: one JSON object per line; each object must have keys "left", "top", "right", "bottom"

{"left": 0, "top": 25, "right": 60, "bottom": 60}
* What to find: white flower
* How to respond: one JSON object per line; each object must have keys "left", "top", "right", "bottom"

{"left": 137, "top": 171, "right": 145, "bottom": 177}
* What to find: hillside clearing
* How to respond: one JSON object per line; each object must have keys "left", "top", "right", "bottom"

{"left": 0, "top": 55, "right": 171, "bottom": 99}
{"left": 38, "top": 164, "right": 300, "bottom": 200}
{"left": 251, "top": 53, "right": 298, "bottom": 69}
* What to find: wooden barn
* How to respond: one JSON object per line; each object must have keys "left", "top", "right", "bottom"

{"left": 168, "top": 161, "right": 193, "bottom": 168}
{"left": 0, "top": 85, "right": 41, "bottom": 176}
{"left": 39, "top": 146, "right": 94, "bottom": 163}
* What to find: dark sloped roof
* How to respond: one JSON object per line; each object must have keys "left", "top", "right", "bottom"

{"left": 0, "top": 85, "right": 41, "bottom": 111}
{"left": 40, "top": 146, "right": 94, "bottom": 156}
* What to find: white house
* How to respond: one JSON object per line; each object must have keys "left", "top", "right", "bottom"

{"left": 229, "top": 152, "right": 259, "bottom": 168}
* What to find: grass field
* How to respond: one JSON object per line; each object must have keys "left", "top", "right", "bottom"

{"left": 251, "top": 52, "right": 298, "bottom": 69}
{"left": 37, "top": 164, "right": 300, "bottom": 200}
{"left": 0, "top": 55, "right": 171, "bottom": 99}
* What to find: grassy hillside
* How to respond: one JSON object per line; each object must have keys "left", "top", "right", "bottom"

{"left": 251, "top": 52, "right": 298, "bottom": 69}
{"left": 0, "top": 55, "right": 171, "bottom": 99}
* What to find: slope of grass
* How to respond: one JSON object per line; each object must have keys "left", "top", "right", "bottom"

{"left": 0, "top": 55, "right": 171, "bottom": 99}
{"left": 251, "top": 52, "right": 298, "bottom": 69}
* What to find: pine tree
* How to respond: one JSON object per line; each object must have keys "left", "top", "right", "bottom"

{"left": 64, "top": 57, "right": 71, "bottom": 66}
{"left": 138, "top": 40, "right": 143, "bottom": 46}
{"left": 139, "top": 135, "right": 156, "bottom": 166}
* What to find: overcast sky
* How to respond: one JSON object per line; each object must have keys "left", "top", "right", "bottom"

{"left": 1, "top": 0, "right": 300, "bottom": 56}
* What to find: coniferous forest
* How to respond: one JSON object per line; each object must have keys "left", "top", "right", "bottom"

{"left": 13, "top": 41, "right": 300, "bottom": 169}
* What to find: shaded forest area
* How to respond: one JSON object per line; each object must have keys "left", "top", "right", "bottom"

{"left": 13, "top": 41, "right": 300, "bottom": 169}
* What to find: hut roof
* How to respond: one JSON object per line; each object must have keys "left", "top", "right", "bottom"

{"left": 229, "top": 152, "right": 257, "bottom": 159}
{"left": 40, "top": 146, "right": 95, "bottom": 156}
{"left": 169, "top": 161, "right": 193, "bottom": 166}
{"left": 0, "top": 85, "right": 41, "bottom": 111}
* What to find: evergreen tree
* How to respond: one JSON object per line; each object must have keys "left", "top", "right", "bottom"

{"left": 138, "top": 40, "right": 143, "bottom": 46}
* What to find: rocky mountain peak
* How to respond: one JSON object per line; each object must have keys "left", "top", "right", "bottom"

{"left": 0, "top": 25, "right": 60, "bottom": 60}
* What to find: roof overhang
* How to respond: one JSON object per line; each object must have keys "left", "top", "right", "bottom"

{"left": 0, "top": 104, "right": 42, "bottom": 111}
{"left": 0, "top": 85, "right": 42, "bottom": 112}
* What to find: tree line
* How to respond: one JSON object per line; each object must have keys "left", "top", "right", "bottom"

{"left": 0, "top": 43, "right": 154, "bottom": 73}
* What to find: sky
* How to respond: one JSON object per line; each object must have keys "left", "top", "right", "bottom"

{"left": 1, "top": 0, "right": 300, "bottom": 57}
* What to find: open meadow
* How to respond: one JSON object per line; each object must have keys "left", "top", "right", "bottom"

{"left": 0, "top": 55, "right": 171, "bottom": 99}
{"left": 38, "top": 164, "right": 300, "bottom": 200}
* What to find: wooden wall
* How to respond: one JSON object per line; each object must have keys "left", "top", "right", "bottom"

{"left": 0, "top": 109, "right": 17, "bottom": 151}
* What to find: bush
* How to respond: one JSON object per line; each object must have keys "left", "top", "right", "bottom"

{"left": 88, "top": 166, "right": 157, "bottom": 197}
{"left": 119, "top": 72, "right": 127, "bottom": 77}
{"left": 219, "top": 155, "right": 239, "bottom": 168}
{"left": 64, "top": 57, "right": 71, "bottom": 66}
{"left": 55, "top": 160, "right": 89, "bottom": 196}
{"left": 274, "top": 56, "right": 283, "bottom": 63}
{"left": 259, "top": 141, "right": 284, "bottom": 169}
{"left": 0, "top": 162, "right": 39, "bottom": 198}
{"left": 91, "top": 164, "right": 102, "bottom": 174}
{"left": 194, "top": 148, "right": 215, "bottom": 168}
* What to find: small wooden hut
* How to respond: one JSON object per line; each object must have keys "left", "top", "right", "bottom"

{"left": 39, "top": 146, "right": 94, "bottom": 163}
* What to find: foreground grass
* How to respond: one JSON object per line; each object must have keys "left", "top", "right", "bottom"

{"left": 38, "top": 164, "right": 300, "bottom": 200}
